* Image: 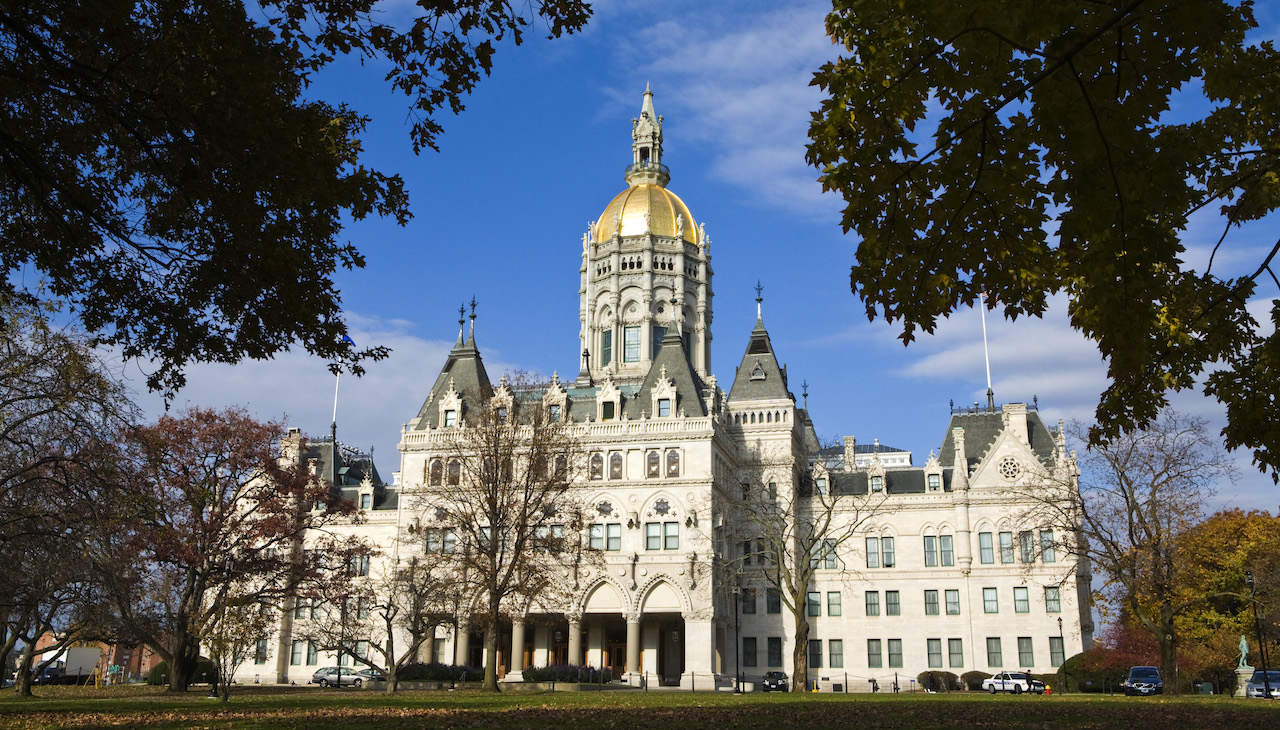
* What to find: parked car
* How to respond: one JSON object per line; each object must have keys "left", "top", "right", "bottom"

{"left": 310, "top": 667, "right": 363, "bottom": 688}
{"left": 982, "top": 672, "right": 1045, "bottom": 694}
{"left": 356, "top": 668, "right": 385, "bottom": 683}
{"left": 1121, "top": 666, "right": 1163, "bottom": 696}
{"left": 1245, "top": 669, "right": 1280, "bottom": 698}
{"left": 761, "top": 671, "right": 788, "bottom": 692}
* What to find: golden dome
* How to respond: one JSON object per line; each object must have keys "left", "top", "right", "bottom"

{"left": 593, "top": 184, "right": 698, "bottom": 244}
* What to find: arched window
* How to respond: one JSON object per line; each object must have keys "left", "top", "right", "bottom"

{"left": 647, "top": 450, "right": 661, "bottom": 478}
{"left": 428, "top": 459, "right": 443, "bottom": 486}
{"left": 446, "top": 459, "right": 460, "bottom": 486}
{"left": 589, "top": 453, "right": 604, "bottom": 481}
{"left": 554, "top": 455, "right": 568, "bottom": 481}
{"left": 609, "top": 452, "right": 624, "bottom": 480}
{"left": 666, "top": 449, "right": 680, "bottom": 477}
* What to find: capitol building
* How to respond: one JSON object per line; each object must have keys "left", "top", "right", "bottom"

{"left": 255, "top": 88, "right": 1093, "bottom": 691}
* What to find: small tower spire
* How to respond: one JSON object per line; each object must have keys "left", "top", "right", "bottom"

{"left": 755, "top": 280, "right": 764, "bottom": 322}
{"left": 467, "top": 296, "right": 478, "bottom": 345}
{"left": 628, "top": 86, "right": 668, "bottom": 187}
{"left": 456, "top": 305, "right": 466, "bottom": 346}
{"left": 802, "top": 378, "right": 809, "bottom": 409}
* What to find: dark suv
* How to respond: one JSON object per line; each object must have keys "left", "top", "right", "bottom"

{"left": 761, "top": 671, "right": 788, "bottom": 692}
{"left": 1122, "top": 666, "right": 1163, "bottom": 696}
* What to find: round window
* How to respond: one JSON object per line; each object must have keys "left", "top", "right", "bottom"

{"left": 998, "top": 456, "right": 1022, "bottom": 481}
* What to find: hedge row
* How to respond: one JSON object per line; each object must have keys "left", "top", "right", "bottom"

{"left": 522, "top": 664, "right": 613, "bottom": 683}
{"left": 395, "top": 662, "right": 480, "bottom": 682}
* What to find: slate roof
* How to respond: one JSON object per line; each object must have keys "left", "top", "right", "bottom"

{"left": 829, "top": 469, "right": 932, "bottom": 496}
{"left": 301, "top": 437, "right": 397, "bottom": 510}
{"left": 632, "top": 329, "right": 707, "bottom": 418}
{"left": 936, "top": 408, "right": 1058, "bottom": 471}
{"left": 727, "top": 317, "right": 794, "bottom": 403}
{"left": 412, "top": 327, "right": 493, "bottom": 430}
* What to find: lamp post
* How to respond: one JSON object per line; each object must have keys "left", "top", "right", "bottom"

{"left": 1057, "top": 617, "right": 1065, "bottom": 693}
{"left": 1247, "top": 571, "right": 1272, "bottom": 698}
{"left": 732, "top": 583, "right": 742, "bottom": 694}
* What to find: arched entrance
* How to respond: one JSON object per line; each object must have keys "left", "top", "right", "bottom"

{"left": 641, "top": 580, "right": 686, "bottom": 686}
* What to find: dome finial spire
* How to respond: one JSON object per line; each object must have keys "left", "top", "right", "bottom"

{"left": 628, "top": 86, "right": 668, "bottom": 187}
{"left": 755, "top": 280, "right": 764, "bottom": 321}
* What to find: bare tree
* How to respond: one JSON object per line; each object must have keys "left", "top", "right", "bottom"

{"left": 295, "top": 542, "right": 459, "bottom": 693}
{"left": 0, "top": 296, "right": 132, "bottom": 695}
{"left": 722, "top": 448, "right": 890, "bottom": 692}
{"left": 203, "top": 601, "right": 276, "bottom": 702}
{"left": 415, "top": 375, "right": 589, "bottom": 691}
{"left": 1027, "top": 411, "right": 1236, "bottom": 695}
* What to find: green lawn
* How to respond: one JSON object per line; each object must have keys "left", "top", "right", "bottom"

{"left": 1, "top": 685, "right": 1278, "bottom": 729}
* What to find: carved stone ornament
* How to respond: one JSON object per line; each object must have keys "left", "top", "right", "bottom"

{"left": 998, "top": 456, "right": 1022, "bottom": 481}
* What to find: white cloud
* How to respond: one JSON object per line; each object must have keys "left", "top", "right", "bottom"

{"left": 601, "top": 1, "right": 841, "bottom": 218}
{"left": 124, "top": 314, "right": 526, "bottom": 479}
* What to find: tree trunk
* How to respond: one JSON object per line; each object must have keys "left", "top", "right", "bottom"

{"left": 1159, "top": 607, "right": 1179, "bottom": 696}
{"left": 482, "top": 617, "right": 500, "bottom": 692}
{"left": 13, "top": 644, "right": 36, "bottom": 697}
{"left": 791, "top": 610, "right": 810, "bottom": 692}
{"left": 168, "top": 632, "right": 200, "bottom": 692}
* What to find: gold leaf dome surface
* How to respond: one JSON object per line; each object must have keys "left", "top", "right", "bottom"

{"left": 594, "top": 184, "right": 697, "bottom": 244}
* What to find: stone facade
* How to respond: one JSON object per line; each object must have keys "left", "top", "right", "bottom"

{"left": 247, "top": 88, "right": 1093, "bottom": 691}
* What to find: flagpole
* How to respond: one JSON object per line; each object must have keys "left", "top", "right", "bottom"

{"left": 332, "top": 368, "right": 341, "bottom": 437}
{"left": 981, "top": 293, "right": 994, "bottom": 411}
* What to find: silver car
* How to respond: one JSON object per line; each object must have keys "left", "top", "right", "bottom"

{"left": 310, "top": 666, "right": 363, "bottom": 687}
{"left": 1246, "top": 669, "right": 1280, "bottom": 698}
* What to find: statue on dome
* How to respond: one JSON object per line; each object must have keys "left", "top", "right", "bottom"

{"left": 643, "top": 210, "right": 651, "bottom": 233}
{"left": 676, "top": 213, "right": 684, "bottom": 238}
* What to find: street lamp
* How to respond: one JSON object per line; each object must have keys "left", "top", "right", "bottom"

{"left": 1247, "top": 571, "right": 1272, "bottom": 699}
{"left": 1057, "top": 617, "right": 1065, "bottom": 693}
{"left": 732, "top": 583, "right": 742, "bottom": 694}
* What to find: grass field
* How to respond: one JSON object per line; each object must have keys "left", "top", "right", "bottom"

{"left": 1, "top": 685, "right": 1279, "bottom": 729}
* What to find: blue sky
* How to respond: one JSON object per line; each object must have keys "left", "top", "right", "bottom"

{"left": 132, "top": 0, "right": 1280, "bottom": 511}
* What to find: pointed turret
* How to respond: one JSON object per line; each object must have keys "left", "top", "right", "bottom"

{"left": 410, "top": 303, "right": 494, "bottom": 429}
{"left": 727, "top": 286, "right": 793, "bottom": 402}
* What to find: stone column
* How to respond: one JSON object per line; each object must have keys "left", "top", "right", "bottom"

{"left": 567, "top": 615, "right": 582, "bottom": 668}
{"left": 625, "top": 611, "right": 642, "bottom": 684}
{"left": 507, "top": 619, "right": 526, "bottom": 682}
{"left": 682, "top": 616, "right": 715, "bottom": 689}
{"left": 587, "top": 624, "right": 604, "bottom": 668}
{"left": 533, "top": 625, "right": 549, "bottom": 668}
{"left": 455, "top": 621, "right": 470, "bottom": 668}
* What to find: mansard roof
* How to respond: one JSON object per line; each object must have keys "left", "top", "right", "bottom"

{"left": 728, "top": 317, "right": 794, "bottom": 403}
{"left": 829, "top": 469, "right": 932, "bottom": 496}
{"left": 302, "top": 437, "right": 397, "bottom": 510}
{"left": 936, "top": 407, "right": 1058, "bottom": 471}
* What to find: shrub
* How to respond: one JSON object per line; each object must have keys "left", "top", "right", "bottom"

{"left": 961, "top": 671, "right": 992, "bottom": 691}
{"left": 916, "top": 671, "right": 960, "bottom": 692}
{"left": 1061, "top": 652, "right": 1126, "bottom": 693}
{"left": 395, "top": 662, "right": 478, "bottom": 682}
{"left": 523, "top": 664, "right": 613, "bottom": 683}
{"left": 147, "top": 658, "right": 218, "bottom": 686}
